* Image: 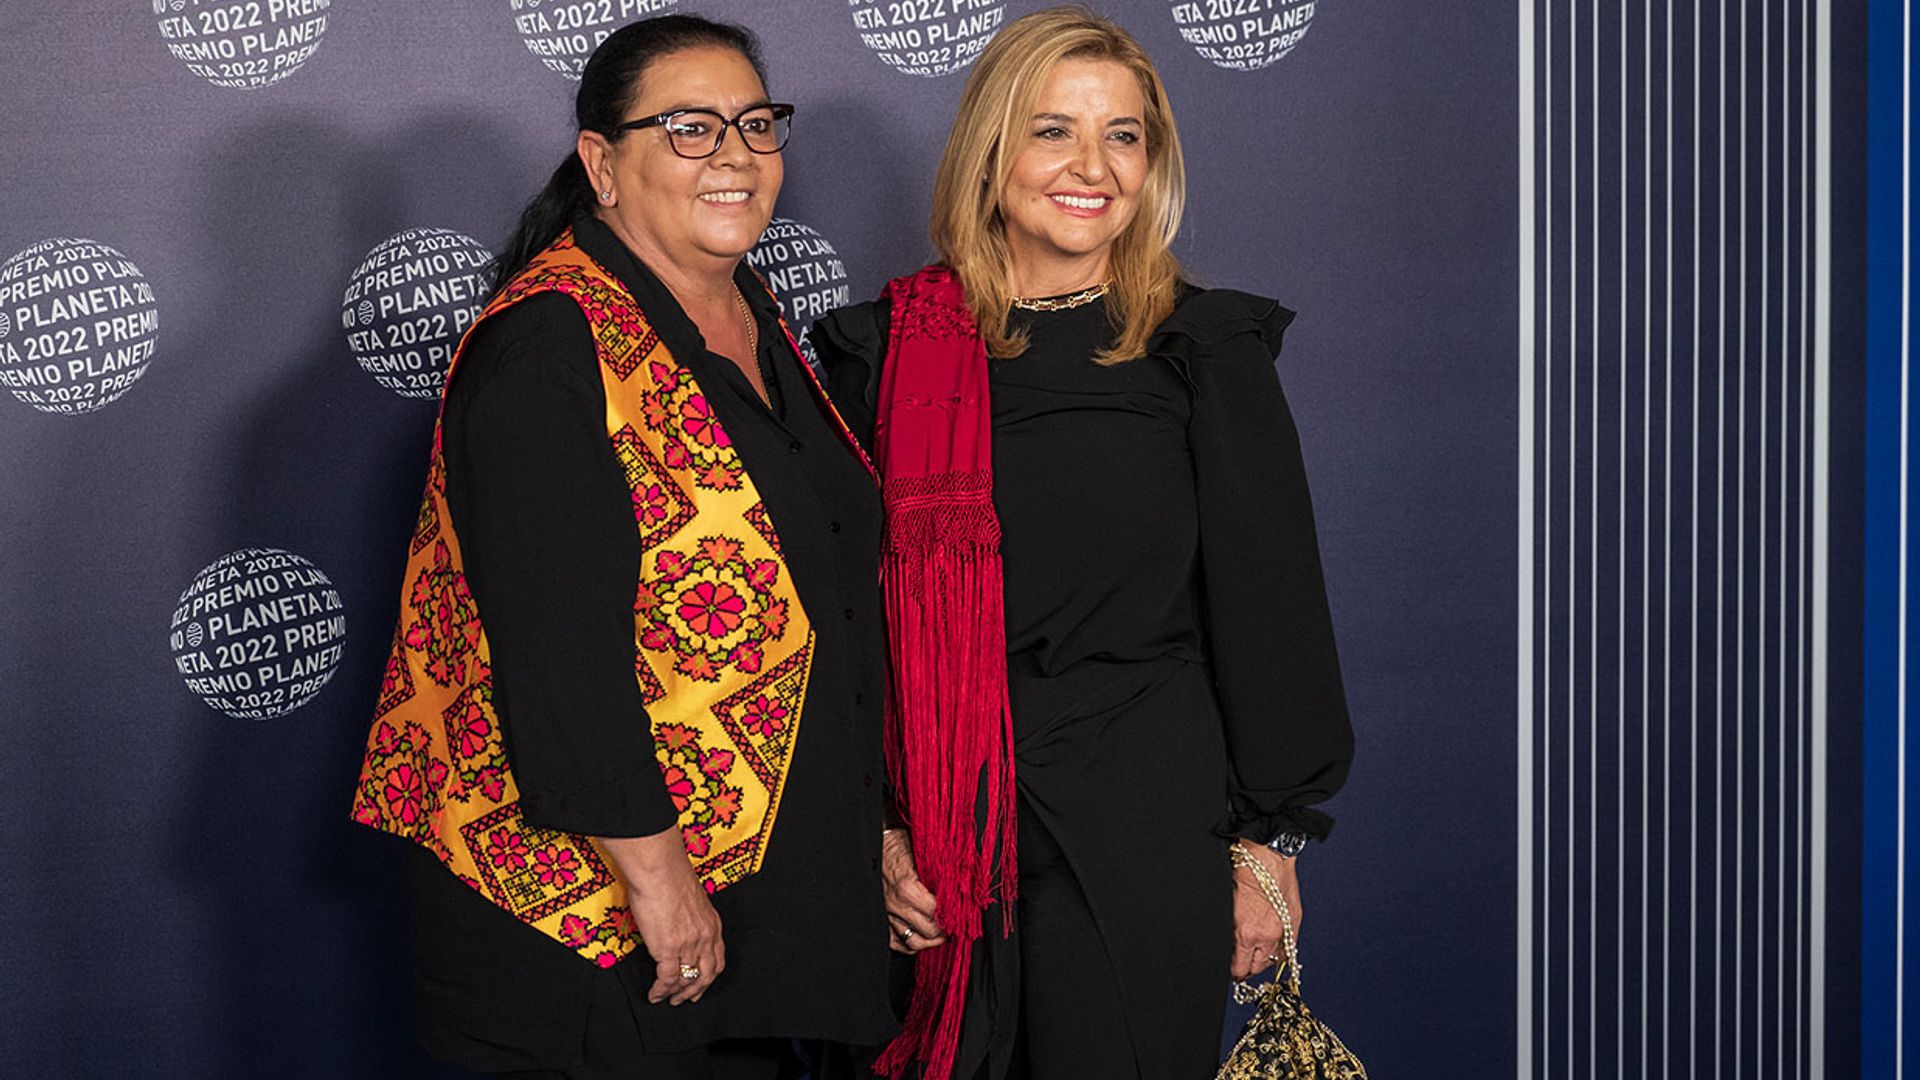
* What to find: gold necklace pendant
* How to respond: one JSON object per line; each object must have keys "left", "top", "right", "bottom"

{"left": 1010, "top": 282, "right": 1111, "bottom": 312}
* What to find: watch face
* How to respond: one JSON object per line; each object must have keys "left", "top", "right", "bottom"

{"left": 1272, "top": 832, "right": 1308, "bottom": 857}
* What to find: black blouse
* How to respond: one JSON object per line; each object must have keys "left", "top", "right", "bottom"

{"left": 408, "top": 216, "right": 894, "bottom": 1070}
{"left": 812, "top": 288, "right": 1352, "bottom": 844}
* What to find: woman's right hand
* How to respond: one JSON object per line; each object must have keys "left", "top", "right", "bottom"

{"left": 882, "top": 827, "right": 946, "bottom": 954}
{"left": 600, "top": 828, "right": 725, "bottom": 1005}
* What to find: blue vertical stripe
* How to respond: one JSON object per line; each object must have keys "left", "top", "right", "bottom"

{"left": 1862, "top": 0, "right": 1911, "bottom": 1073}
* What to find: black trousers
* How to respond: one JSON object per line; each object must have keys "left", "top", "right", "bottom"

{"left": 496, "top": 1004, "right": 867, "bottom": 1080}
{"left": 499, "top": 1037, "right": 791, "bottom": 1080}
{"left": 942, "top": 659, "right": 1238, "bottom": 1080}
{"left": 495, "top": 985, "right": 793, "bottom": 1080}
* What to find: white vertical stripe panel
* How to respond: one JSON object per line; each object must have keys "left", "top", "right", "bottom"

{"left": 1518, "top": 0, "right": 1536, "bottom": 1069}
{"left": 1806, "top": 0, "right": 1830, "bottom": 1066}
{"left": 1807, "top": 0, "right": 1831, "bottom": 1072}
{"left": 1691, "top": 2, "right": 1704, "bottom": 1068}
{"left": 1569, "top": 0, "right": 1581, "bottom": 1072}
{"left": 1520, "top": 2, "right": 1831, "bottom": 1076}
{"left": 1795, "top": 4, "right": 1808, "bottom": 1069}
{"left": 1661, "top": 0, "right": 1677, "bottom": 1074}
{"left": 1720, "top": 0, "right": 1735, "bottom": 1068}
{"left": 1733, "top": 1, "right": 1749, "bottom": 1071}
{"left": 1616, "top": 1, "right": 1630, "bottom": 1071}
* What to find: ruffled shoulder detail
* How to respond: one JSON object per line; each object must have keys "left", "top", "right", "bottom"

{"left": 809, "top": 296, "right": 892, "bottom": 368}
{"left": 1147, "top": 288, "right": 1296, "bottom": 377}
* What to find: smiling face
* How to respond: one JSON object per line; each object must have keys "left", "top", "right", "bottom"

{"left": 581, "top": 44, "right": 782, "bottom": 275}
{"left": 997, "top": 57, "right": 1149, "bottom": 292}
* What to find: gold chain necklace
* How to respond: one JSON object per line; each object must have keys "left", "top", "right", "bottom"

{"left": 730, "top": 286, "right": 770, "bottom": 404}
{"left": 1010, "top": 281, "right": 1110, "bottom": 312}
{"left": 732, "top": 286, "right": 758, "bottom": 354}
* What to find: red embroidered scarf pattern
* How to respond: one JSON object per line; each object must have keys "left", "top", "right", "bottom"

{"left": 872, "top": 267, "right": 1018, "bottom": 1080}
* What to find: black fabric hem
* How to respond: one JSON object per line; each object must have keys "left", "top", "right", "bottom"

{"left": 1216, "top": 801, "right": 1337, "bottom": 846}
{"left": 518, "top": 777, "right": 681, "bottom": 838}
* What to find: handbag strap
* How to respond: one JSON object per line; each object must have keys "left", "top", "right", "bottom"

{"left": 1230, "top": 839, "right": 1303, "bottom": 994}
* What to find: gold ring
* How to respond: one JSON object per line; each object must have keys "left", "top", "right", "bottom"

{"left": 900, "top": 926, "right": 916, "bottom": 940}
{"left": 679, "top": 963, "right": 700, "bottom": 981}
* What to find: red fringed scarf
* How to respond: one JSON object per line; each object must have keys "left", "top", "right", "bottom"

{"left": 871, "top": 267, "right": 1018, "bottom": 1080}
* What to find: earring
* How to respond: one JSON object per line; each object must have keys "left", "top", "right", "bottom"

{"left": 599, "top": 189, "right": 614, "bottom": 203}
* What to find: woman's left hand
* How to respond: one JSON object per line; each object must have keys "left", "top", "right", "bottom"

{"left": 1229, "top": 841, "right": 1303, "bottom": 981}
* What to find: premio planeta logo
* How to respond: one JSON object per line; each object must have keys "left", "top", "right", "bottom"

{"left": 342, "top": 228, "right": 493, "bottom": 400}
{"left": 747, "top": 218, "right": 850, "bottom": 372}
{"left": 509, "top": 0, "right": 682, "bottom": 79}
{"left": 171, "top": 548, "right": 347, "bottom": 720}
{"left": 154, "top": 0, "right": 331, "bottom": 89}
{"left": 848, "top": 0, "right": 1006, "bottom": 77}
{"left": 0, "top": 238, "right": 159, "bottom": 416}
{"left": 1170, "top": 0, "right": 1316, "bottom": 71}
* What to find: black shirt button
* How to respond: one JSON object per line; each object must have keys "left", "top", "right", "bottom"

{"left": 862, "top": 772, "right": 874, "bottom": 788}
{"left": 854, "top": 692, "right": 866, "bottom": 706}
{"left": 843, "top": 608, "right": 855, "bottom": 621}
{"left": 829, "top": 521, "right": 842, "bottom": 534}
{"left": 788, "top": 440, "right": 803, "bottom": 454}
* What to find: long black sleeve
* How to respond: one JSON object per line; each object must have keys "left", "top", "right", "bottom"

{"left": 441, "top": 293, "right": 678, "bottom": 839}
{"left": 1167, "top": 292, "right": 1354, "bottom": 843}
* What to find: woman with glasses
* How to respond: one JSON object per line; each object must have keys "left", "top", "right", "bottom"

{"left": 350, "top": 15, "right": 892, "bottom": 1079}
{"left": 812, "top": 9, "right": 1353, "bottom": 1079}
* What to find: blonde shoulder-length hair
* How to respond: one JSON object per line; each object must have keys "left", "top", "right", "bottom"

{"left": 930, "top": 6, "right": 1187, "bottom": 364}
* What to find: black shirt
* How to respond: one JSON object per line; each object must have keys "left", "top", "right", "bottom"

{"left": 813, "top": 288, "right": 1352, "bottom": 845}
{"left": 408, "top": 217, "right": 894, "bottom": 1070}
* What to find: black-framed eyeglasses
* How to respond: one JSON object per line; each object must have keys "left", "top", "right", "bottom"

{"left": 614, "top": 103, "right": 794, "bottom": 159}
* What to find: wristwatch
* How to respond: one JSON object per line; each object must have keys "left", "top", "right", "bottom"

{"left": 1265, "top": 831, "right": 1309, "bottom": 858}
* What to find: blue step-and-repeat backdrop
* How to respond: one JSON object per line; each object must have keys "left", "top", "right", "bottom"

{"left": 0, "top": 1, "right": 1895, "bottom": 1076}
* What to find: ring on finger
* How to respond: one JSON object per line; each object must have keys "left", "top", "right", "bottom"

{"left": 679, "top": 963, "right": 701, "bottom": 981}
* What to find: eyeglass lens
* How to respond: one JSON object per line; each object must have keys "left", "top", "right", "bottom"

{"left": 663, "top": 109, "right": 789, "bottom": 158}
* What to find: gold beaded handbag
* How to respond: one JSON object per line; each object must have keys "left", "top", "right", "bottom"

{"left": 1216, "top": 841, "right": 1368, "bottom": 1080}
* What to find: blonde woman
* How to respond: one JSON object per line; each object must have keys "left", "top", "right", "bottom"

{"left": 812, "top": 8, "right": 1353, "bottom": 1079}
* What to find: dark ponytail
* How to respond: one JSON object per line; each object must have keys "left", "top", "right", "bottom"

{"left": 487, "top": 14, "right": 770, "bottom": 300}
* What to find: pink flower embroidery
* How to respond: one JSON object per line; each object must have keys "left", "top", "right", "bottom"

{"left": 371, "top": 721, "right": 401, "bottom": 756}
{"left": 485, "top": 828, "right": 530, "bottom": 871}
{"left": 742, "top": 694, "right": 789, "bottom": 738}
{"left": 476, "top": 766, "right": 507, "bottom": 802}
{"left": 698, "top": 748, "right": 735, "bottom": 779}
{"left": 535, "top": 846, "right": 580, "bottom": 888}
{"left": 383, "top": 764, "right": 424, "bottom": 825}
{"left": 451, "top": 707, "right": 490, "bottom": 760}
{"left": 677, "top": 581, "right": 745, "bottom": 638}
{"left": 746, "top": 559, "right": 778, "bottom": 593}
{"left": 661, "top": 763, "right": 694, "bottom": 813}
{"left": 679, "top": 395, "right": 731, "bottom": 448}
{"left": 632, "top": 484, "right": 669, "bottom": 526}
{"left": 727, "top": 641, "right": 763, "bottom": 673}
{"left": 654, "top": 550, "right": 691, "bottom": 581}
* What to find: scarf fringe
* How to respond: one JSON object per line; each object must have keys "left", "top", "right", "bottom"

{"left": 873, "top": 470, "right": 1018, "bottom": 1080}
